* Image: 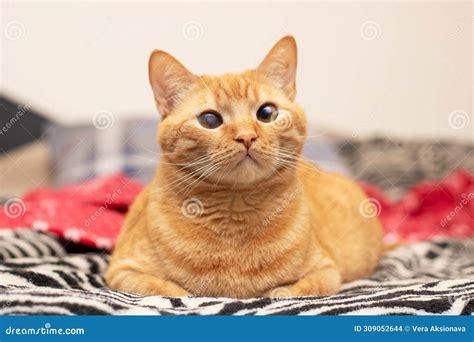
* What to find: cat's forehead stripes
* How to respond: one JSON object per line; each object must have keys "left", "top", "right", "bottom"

{"left": 201, "top": 72, "right": 261, "bottom": 108}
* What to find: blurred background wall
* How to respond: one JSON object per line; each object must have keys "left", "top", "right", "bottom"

{"left": 1, "top": 0, "right": 472, "bottom": 141}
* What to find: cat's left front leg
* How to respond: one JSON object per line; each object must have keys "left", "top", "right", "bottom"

{"left": 265, "top": 258, "right": 342, "bottom": 297}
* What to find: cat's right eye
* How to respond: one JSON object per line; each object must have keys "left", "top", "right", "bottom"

{"left": 198, "top": 112, "right": 223, "bottom": 129}
{"left": 256, "top": 103, "right": 278, "bottom": 123}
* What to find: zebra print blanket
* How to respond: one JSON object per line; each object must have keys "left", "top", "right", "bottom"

{"left": 0, "top": 229, "right": 472, "bottom": 315}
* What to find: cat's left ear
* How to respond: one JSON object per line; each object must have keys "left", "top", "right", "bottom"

{"left": 257, "top": 36, "right": 297, "bottom": 100}
{"left": 149, "top": 50, "right": 197, "bottom": 117}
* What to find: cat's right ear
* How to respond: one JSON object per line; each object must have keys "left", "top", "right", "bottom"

{"left": 149, "top": 51, "right": 196, "bottom": 117}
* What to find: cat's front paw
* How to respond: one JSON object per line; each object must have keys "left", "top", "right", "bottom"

{"left": 286, "top": 269, "right": 341, "bottom": 297}
{"left": 163, "top": 285, "right": 191, "bottom": 297}
{"left": 286, "top": 278, "right": 340, "bottom": 297}
{"left": 264, "top": 267, "right": 341, "bottom": 298}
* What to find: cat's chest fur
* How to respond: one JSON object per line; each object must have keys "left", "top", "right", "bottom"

{"left": 148, "top": 187, "right": 313, "bottom": 297}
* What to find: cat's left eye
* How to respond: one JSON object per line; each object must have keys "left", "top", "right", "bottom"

{"left": 198, "top": 112, "right": 223, "bottom": 129}
{"left": 256, "top": 103, "right": 278, "bottom": 123}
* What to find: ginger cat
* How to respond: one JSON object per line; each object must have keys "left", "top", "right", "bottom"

{"left": 106, "top": 36, "right": 383, "bottom": 298}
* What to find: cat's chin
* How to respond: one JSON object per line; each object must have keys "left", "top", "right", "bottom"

{"left": 208, "top": 160, "right": 277, "bottom": 187}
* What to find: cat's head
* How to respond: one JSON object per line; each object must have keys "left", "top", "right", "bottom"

{"left": 149, "top": 36, "right": 307, "bottom": 187}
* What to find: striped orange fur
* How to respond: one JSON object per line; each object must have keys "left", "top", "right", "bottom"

{"left": 106, "top": 36, "right": 383, "bottom": 298}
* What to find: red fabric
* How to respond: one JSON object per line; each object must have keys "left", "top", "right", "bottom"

{"left": 359, "top": 169, "right": 474, "bottom": 244}
{"left": 0, "top": 174, "right": 142, "bottom": 250}
{"left": 0, "top": 170, "right": 472, "bottom": 250}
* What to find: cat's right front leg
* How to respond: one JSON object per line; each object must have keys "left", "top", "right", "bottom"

{"left": 106, "top": 266, "right": 190, "bottom": 297}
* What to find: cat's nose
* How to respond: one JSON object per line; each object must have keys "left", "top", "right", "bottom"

{"left": 235, "top": 132, "right": 257, "bottom": 149}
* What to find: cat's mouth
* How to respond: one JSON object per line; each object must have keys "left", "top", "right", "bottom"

{"left": 233, "top": 150, "right": 260, "bottom": 169}
{"left": 236, "top": 153, "right": 259, "bottom": 167}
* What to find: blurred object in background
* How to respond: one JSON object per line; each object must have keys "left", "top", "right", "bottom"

{"left": 47, "top": 118, "right": 158, "bottom": 186}
{"left": 303, "top": 134, "right": 352, "bottom": 177}
{"left": 0, "top": 96, "right": 48, "bottom": 152}
{"left": 0, "top": 142, "right": 51, "bottom": 199}
{"left": 0, "top": 96, "right": 51, "bottom": 198}
{"left": 336, "top": 137, "right": 474, "bottom": 199}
